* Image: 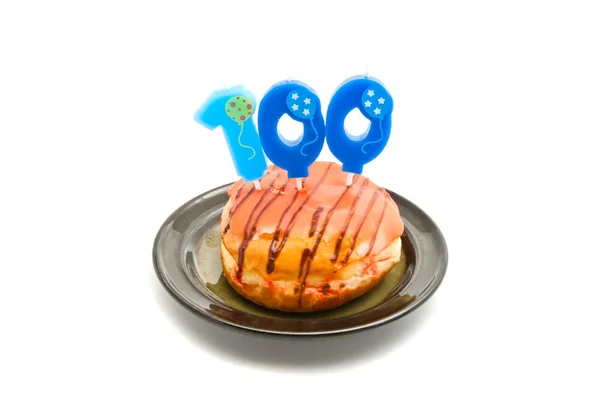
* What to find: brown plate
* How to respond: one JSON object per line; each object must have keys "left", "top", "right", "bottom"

{"left": 153, "top": 183, "right": 448, "bottom": 336}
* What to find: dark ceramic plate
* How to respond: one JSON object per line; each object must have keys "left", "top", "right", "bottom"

{"left": 153, "top": 183, "right": 448, "bottom": 336}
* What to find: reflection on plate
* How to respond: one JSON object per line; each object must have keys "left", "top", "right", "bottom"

{"left": 153, "top": 183, "right": 447, "bottom": 336}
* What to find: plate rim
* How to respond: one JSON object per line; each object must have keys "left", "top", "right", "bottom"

{"left": 153, "top": 182, "right": 448, "bottom": 337}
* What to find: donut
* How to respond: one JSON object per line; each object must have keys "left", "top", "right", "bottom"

{"left": 220, "top": 161, "right": 404, "bottom": 312}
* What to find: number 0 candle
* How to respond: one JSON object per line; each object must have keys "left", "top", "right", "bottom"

{"left": 258, "top": 80, "right": 326, "bottom": 190}
{"left": 325, "top": 75, "right": 394, "bottom": 185}
{"left": 194, "top": 85, "right": 268, "bottom": 188}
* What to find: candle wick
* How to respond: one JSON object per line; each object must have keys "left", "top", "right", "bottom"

{"left": 253, "top": 180, "right": 262, "bottom": 190}
{"left": 345, "top": 173, "right": 354, "bottom": 186}
{"left": 364, "top": 60, "right": 369, "bottom": 78}
{"left": 296, "top": 178, "right": 303, "bottom": 191}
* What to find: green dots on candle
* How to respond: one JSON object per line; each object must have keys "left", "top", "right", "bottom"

{"left": 225, "top": 96, "right": 255, "bottom": 125}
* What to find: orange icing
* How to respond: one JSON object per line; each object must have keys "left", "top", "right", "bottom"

{"left": 225, "top": 161, "right": 404, "bottom": 259}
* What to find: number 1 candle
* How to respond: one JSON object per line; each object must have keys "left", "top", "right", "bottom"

{"left": 194, "top": 85, "right": 268, "bottom": 189}
{"left": 258, "top": 80, "right": 326, "bottom": 190}
{"left": 326, "top": 75, "right": 394, "bottom": 185}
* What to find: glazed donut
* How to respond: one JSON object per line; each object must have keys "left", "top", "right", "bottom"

{"left": 220, "top": 161, "right": 404, "bottom": 313}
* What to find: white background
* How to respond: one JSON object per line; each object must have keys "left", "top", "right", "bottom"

{"left": 1, "top": 1, "right": 599, "bottom": 400}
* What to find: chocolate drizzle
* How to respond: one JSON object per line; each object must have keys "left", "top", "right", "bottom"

{"left": 265, "top": 190, "right": 301, "bottom": 274}
{"left": 224, "top": 186, "right": 255, "bottom": 233}
{"left": 298, "top": 248, "right": 311, "bottom": 279}
{"left": 232, "top": 185, "right": 243, "bottom": 202}
{"left": 266, "top": 164, "right": 333, "bottom": 274}
{"left": 297, "top": 184, "right": 353, "bottom": 307}
{"left": 309, "top": 207, "right": 324, "bottom": 237}
{"left": 341, "top": 187, "right": 384, "bottom": 264}
{"left": 235, "top": 173, "right": 283, "bottom": 279}
{"left": 331, "top": 178, "right": 369, "bottom": 262}
{"left": 365, "top": 200, "right": 387, "bottom": 256}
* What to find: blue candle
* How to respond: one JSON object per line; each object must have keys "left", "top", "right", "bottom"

{"left": 325, "top": 75, "right": 393, "bottom": 185}
{"left": 194, "top": 85, "right": 268, "bottom": 188}
{"left": 257, "top": 80, "right": 326, "bottom": 189}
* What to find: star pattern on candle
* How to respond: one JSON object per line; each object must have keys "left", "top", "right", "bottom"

{"left": 361, "top": 87, "right": 391, "bottom": 119}
{"left": 287, "top": 88, "right": 317, "bottom": 120}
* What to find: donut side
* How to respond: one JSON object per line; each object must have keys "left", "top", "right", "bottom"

{"left": 220, "top": 236, "right": 402, "bottom": 313}
{"left": 219, "top": 198, "right": 403, "bottom": 312}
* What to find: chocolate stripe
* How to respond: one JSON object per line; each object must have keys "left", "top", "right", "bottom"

{"left": 235, "top": 173, "right": 283, "bottom": 278}
{"left": 365, "top": 200, "right": 387, "bottom": 256}
{"left": 298, "top": 248, "right": 311, "bottom": 280}
{"left": 266, "top": 163, "right": 333, "bottom": 274}
{"left": 330, "top": 177, "right": 369, "bottom": 262}
{"left": 266, "top": 190, "right": 301, "bottom": 274}
{"left": 298, "top": 184, "right": 353, "bottom": 306}
{"left": 341, "top": 187, "right": 384, "bottom": 264}
{"left": 309, "top": 207, "right": 324, "bottom": 238}
{"left": 224, "top": 185, "right": 255, "bottom": 233}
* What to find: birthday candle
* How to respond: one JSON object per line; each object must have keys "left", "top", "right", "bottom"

{"left": 194, "top": 85, "right": 268, "bottom": 188}
{"left": 257, "top": 80, "right": 326, "bottom": 190}
{"left": 325, "top": 75, "right": 394, "bottom": 185}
